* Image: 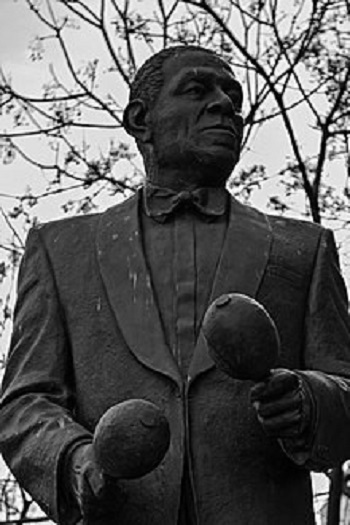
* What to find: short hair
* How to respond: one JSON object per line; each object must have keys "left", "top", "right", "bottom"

{"left": 128, "top": 45, "right": 230, "bottom": 108}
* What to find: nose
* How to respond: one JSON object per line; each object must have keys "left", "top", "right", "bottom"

{"left": 206, "top": 87, "right": 236, "bottom": 117}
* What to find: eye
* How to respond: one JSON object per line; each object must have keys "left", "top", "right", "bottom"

{"left": 223, "top": 80, "right": 243, "bottom": 113}
{"left": 232, "top": 104, "right": 243, "bottom": 116}
{"left": 227, "top": 92, "right": 243, "bottom": 114}
{"left": 183, "top": 82, "right": 206, "bottom": 98}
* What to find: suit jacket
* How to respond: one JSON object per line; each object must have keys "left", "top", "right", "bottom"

{"left": 1, "top": 191, "right": 350, "bottom": 525}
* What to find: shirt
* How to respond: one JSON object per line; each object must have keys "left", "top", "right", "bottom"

{"left": 141, "top": 186, "right": 229, "bottom": 524}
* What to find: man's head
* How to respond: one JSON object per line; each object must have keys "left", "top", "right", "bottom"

{"left": 123, "top": 46, "right": 244, "bottom": 189}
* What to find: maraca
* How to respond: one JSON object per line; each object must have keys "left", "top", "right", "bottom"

{"left": 93, "top": 399, "right": 170, "bottom": 479}
{"left": 202, "top": 293, "right": 280, "bottom": 381}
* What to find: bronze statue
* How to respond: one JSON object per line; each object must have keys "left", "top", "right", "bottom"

{"left": 1, "top": 45, "right": 350, "bottom": 525}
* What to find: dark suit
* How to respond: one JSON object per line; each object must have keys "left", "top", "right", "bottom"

{"left": 1, "top": 190, "right": 350, "bottom": 524}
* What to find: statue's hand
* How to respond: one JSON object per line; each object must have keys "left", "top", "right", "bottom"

{"left": 249, "top": 369, "right": 313, "bottom": 438}
{"left": 69, "top": 444, "right": 126, "bottom": 525}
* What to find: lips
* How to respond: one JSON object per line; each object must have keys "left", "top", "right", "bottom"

{"left": 202, "top": 125, "right": 237, "bottom": 137}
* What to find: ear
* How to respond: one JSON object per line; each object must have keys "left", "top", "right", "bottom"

{"left": 123, "top": 99, "right": 152, "bottom": 142}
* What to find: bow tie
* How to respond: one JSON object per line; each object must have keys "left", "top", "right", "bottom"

{"left": 144, "top": 185, "right": 228, "bottom": 222}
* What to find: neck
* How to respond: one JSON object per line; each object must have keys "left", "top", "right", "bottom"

{"left": 144, "top": 164, "right": 229, "bottom": 192}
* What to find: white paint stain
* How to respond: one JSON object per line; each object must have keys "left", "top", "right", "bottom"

{"left": 146, "top": 275, "right": 152, "bottom": 289}
{"left": 128, "top": 268, "right": 138, "bottom": 303}
{"left": 145, "top": 275, "right": 154, "bottom": 305}
{"left": 57, "top": 417, "right": 68, "bottom": 429}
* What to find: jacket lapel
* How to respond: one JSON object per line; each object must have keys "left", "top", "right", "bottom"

{"left": 97, "top": 191, "right": 182, "bottom": 388}
{"left": 188, "top": 197, "right": 272, "bottom": 384}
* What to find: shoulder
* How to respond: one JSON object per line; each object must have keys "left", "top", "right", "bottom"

{"left": 28, "top": 212, "right": 101, "bottom": 258}
{"left": 31, "top": 191, "right": 139, "bottom": 249}
{"left": 266, "top": 214, "right": 332, "bottom": 279}
{"left": 229, "top": 196, "right": 330, "bottom": 275}
{"left": 230, "top": 196, "right": 326, "bottom": 244}
{"left": 267, "top": 213, "right": 324, "bottom": 242}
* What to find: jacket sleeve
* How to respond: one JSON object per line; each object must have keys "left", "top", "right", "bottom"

{"left": 281, "top": 228, "right": 350, "bottom": 471}
{"left": 0, "top": 226, "right": 92, "bottom": 524}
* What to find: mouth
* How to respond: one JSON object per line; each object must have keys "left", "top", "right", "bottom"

{"left": 202, "top": 125, "right": 237, "bottom": 137}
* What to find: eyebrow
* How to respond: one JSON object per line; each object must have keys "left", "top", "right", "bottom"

{"left": 173, "top": 69, "right": 242, "bottom": 98}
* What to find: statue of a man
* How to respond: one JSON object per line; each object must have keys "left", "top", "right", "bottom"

{"left": 1, "top": 45, "right": 350, "bottom": 525}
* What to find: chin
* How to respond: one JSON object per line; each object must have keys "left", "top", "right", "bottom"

{"left": 194, "top": 148, "right": 239, "bottom": 185}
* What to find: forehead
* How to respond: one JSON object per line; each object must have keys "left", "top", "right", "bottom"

{"left": 161, "top": 50, "right": 237, "bottom": 91}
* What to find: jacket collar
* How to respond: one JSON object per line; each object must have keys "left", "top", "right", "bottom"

{"left": 97, "top": 190, "right": 272, "bottom": 389}
{"left": 188, "top": 197, "right": 272, "bottom": 384}
{"left": 97, "top": 191, "right": 182, "bottom": 387}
